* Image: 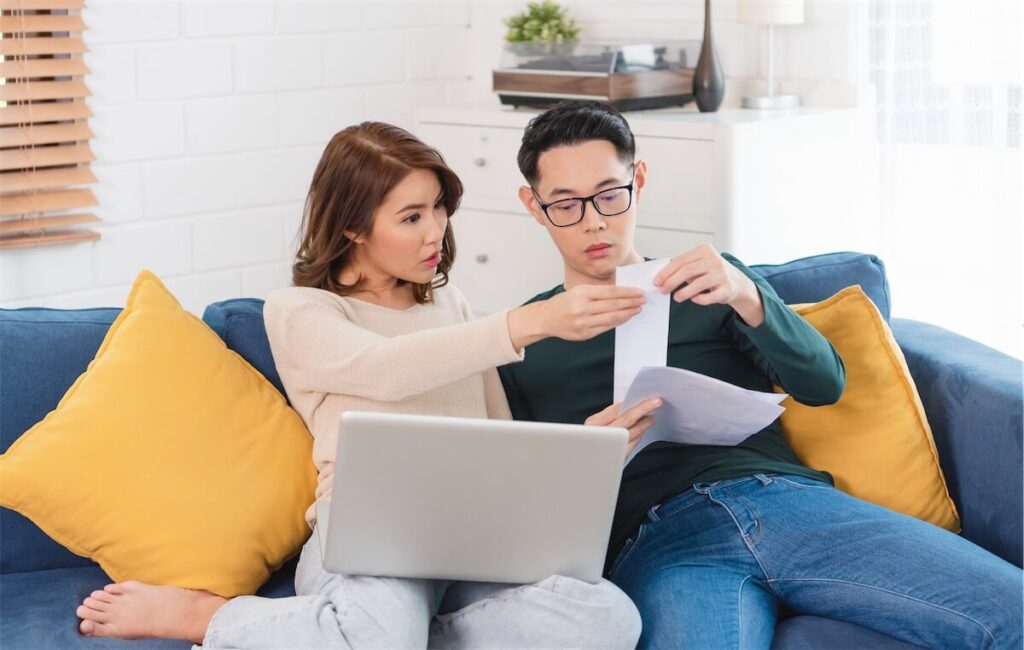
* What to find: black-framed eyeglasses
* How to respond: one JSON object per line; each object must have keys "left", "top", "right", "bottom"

{"left": 532, "top": 169, "right": 635, "bottom": 228}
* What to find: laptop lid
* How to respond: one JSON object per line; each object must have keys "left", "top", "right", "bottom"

{"left": 319, "top": 411, "right": 627, "bottom": 584}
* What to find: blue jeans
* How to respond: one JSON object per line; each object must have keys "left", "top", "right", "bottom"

{"left": 609, "top": 473, "right": 1023, "bottom": 649}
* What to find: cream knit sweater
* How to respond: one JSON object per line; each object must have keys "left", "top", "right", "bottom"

{"left": 263, "top": 283, "right": 524, "bottom": 530}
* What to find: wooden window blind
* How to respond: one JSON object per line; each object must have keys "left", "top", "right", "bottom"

{"left": 0, "top": 0, "right": 99, "bottom": 249}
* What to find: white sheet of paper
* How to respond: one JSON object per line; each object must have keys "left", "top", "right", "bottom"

{"left": 613, "top": 259, "right": 671, "bottom": 402}
{"left": 621, "top": 366, "right": 788, "bottom": 465}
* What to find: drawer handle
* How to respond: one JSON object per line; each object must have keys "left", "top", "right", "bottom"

{"left": 476, "top": 254, "right": 489, "bottom": 263}
{"left": 473, "top": 157, "right": 486, "bottom": 167}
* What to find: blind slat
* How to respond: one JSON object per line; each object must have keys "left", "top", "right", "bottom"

{"left": 0, "top": 101, "right": 92, "bottom": 126}
{"left": 0, "top": 0, "right": 85, "bottom": 9}
{"left": 1, "top": 4, "right": 100, "bottom": 249}
{"left": 0, "top": 166, "right": 97, "bottom": 192}
{"left": 0, "top": 14, "right": 86, "bottom": 33}
{"left": 0, "top": 79, "right": 91, "bottom": 102}
{"left": 0, "top": 36, "right": 87, "bottom": 56}
{"left": 0, "top": 188, "right": 98, "bottom": 217}
{"left": 0, "top": 122, "right": 93, "bottom": 148}
{"left": 0, "top": 57, "right": 89, "bottom": 79}
{"left": 0, "top": 212, "right": 99, "bottom": 235}
{"left": 0, "top": 143, "right": 95, "bottom": 171}
{"left": 0, "top": 228, "right": 99, "bottom": 249}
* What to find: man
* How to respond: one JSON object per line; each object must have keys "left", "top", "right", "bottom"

{"left": 498, "top": 100, "right": 1022, "bottom": 648}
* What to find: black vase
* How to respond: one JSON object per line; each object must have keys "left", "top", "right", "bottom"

{"left": 693, "top": 0, "right": 725, "bottom": 113}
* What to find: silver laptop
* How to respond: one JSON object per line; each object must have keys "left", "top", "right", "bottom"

{"left": 316, "top": 411, "right": 627, "bottom": 584}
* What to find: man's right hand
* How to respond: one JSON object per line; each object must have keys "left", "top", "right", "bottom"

{"left": 586, "top": 397, "right": 662, "bottom": 458}
{"left": 507, "top": 285, "right": 646, "bottom": 350}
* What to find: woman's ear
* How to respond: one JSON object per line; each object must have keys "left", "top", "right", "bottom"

{"left": 343, "top": 230, "right": 365, "bottom": 244}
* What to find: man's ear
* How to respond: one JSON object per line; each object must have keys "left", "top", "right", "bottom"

{"left": 633, "top": 159, "right": 648, "bottom": 202}
{"left": 518, "top": 185, "right": 547, "bottom": 226}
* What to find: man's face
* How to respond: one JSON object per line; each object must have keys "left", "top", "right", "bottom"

{"left": 519, "top": 139, "right": 646, "bottom": 287}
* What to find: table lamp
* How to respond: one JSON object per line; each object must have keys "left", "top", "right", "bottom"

{"left": 738, "top": 0, "right": 804, "bottom": 109}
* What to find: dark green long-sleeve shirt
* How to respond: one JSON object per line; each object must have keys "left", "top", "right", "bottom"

{"left": 498, "top": 253, "right": 846, "bottom": 574}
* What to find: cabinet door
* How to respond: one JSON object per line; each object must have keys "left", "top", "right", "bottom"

{"left": 416, "top": 123, "right": 525, "bottom": 213}
{"left": 449, "top": 209, "right": 564, "bottom": 315}
{"left": 634, "top": 136, "right": 718, "bottom": 233}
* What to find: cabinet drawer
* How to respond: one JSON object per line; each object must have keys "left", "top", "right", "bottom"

{"left": 415, "top": 122, "right": 525, "bottom": 212}
{"left": 633, "top": 226, "right": 714, "bottom": 260}
{"left": 450, "top": 209, "right": 564, "bottom": 315}
{"left": 634, "top": 136, "right": 717, "bottom": 232}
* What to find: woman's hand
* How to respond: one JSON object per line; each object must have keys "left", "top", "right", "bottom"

{"left": 507, "top": 284, "right": 646, "bottom": 350}
{"left": 585, "top": 397, "right": 663, "bottom": 458}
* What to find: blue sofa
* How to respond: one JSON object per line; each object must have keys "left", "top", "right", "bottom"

{"left": 2, "top": 252, "right": 1020, "bottom": 649}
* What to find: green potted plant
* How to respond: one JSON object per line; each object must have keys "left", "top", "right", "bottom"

{"left": 504, "top": 1, "right": 580, "bottom": 58}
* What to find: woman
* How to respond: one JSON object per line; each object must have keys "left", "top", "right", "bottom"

{"left": 75, "top": 122, "right": 661, "bottom": 648}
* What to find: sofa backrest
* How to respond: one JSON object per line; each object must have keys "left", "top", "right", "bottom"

{"left": 0, "top": 251, "right": 891, "bottom": 574}
{"left": 750, "top": 252, "right": 892, "bottom": 321}
{"left": 0, "top": 308, "right": 120, "bottom": 574}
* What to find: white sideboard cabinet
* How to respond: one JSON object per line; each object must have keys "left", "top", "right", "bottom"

{"left": 415, "top": 105, "right": 876, "bottom": 315}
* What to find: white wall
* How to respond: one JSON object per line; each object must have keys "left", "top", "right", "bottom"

{"left": 0, "top": 0, "right": 869, "bottom": 316}
{"left": 1, "top": 0, "right": 476, "bottom": 315}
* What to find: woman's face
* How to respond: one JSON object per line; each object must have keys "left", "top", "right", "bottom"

{"left": 354, "top": 167, "right": 449, "bottom": 286}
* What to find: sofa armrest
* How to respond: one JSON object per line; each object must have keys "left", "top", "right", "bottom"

{"left": 892, "top": 318, "right": 1023, "bottom": 567}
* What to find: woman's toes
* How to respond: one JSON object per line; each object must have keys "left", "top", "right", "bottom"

{"left": 91, "top": 589, "right": 115, "bottom": 603}
{"left": 84, "top": 621, "right": 116, "bottom": 637}
{"left": 77, "top": 604, "right": 108, "bottom": 622}
{"left": 80, "top": 619, "right": 95, "bottom": 636}
{"left": 83, "top": 597, "right": 109, "bottom": 611}
{"left": 103, "top": 582, "right": 125, "bottom": 594}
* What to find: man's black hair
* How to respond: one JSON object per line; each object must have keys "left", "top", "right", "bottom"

{"left": 517, "top": 100, "right": 636, "bottom": 186}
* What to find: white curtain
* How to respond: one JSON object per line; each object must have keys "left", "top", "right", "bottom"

{"left": 868, "top": 0, "right": 1022, "bottom": 357}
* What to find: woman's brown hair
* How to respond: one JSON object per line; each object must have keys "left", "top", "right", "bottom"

{"left": 292, "top": 121, "right": 462, "bottom": 303}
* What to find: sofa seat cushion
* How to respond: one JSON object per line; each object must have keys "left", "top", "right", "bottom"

{"left": 0, "top": 564, "right": 908, "bottom": 650}
{"left": 0, "top": 560, "right": 298, "bottom": 649}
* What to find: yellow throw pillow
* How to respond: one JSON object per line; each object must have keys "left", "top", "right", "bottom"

{"left": 778, "top": 285, "right": 960, "bottom": 531}
{"left": 0, "top": 270, "right": 317, "bottom": 597}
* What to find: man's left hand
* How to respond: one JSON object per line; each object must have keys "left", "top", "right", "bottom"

{"left": 653, "top": 244, "right": 765, "bottom": 327}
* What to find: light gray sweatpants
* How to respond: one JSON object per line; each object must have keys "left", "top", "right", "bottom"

{"left": 196, "top": 525, "right": 641, "bottom": 649}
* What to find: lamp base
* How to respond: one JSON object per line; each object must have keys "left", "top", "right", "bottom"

{"left": 741, "top": 94, "right": 801, "bottom": 109}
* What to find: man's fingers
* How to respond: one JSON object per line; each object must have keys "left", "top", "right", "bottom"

{"left": 657, "top": 259, "right": 703, "bottom": 291}
{"left": 660, "top": 262, "right": 710, "bottom": 297}
{"left": 617, "top": 397, "right": 663, "bottom": 428}
{"left": 672, "top": 273, "right": 717, "bottom": 303}
{"left": 654, "top": 248, "right": 708, "bottom": 287}
{"left": 691, "top": 285, "right": 729, "bottom": 305}
{"left": 627, "top": 415, "right": 656, "bottom": 440}
{"left": 585, "top": 402, "right": 620, "bottom": 426}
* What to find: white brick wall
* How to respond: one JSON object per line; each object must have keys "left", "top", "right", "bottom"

{"left": 1, "top": 0, "right": 858, "bottom": 316}
{"left": 1, "top": 0, "right": 476, "bottom": 314}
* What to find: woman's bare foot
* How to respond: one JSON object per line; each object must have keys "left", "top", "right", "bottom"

{"left": 76, "top": 580, "right": 228, "bottom": 644}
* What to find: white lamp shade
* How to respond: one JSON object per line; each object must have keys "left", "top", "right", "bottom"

{"left": 737, "top": 0, "right": 805, "bottom": 25}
